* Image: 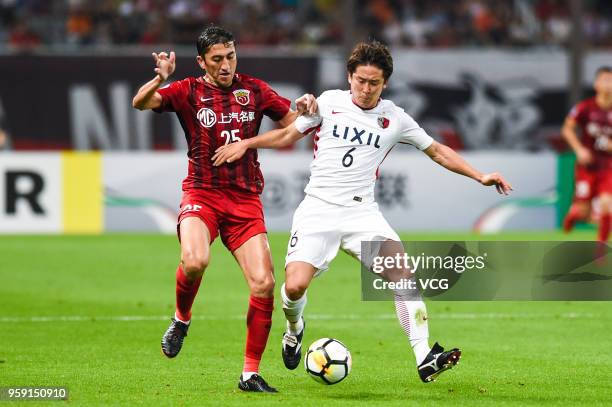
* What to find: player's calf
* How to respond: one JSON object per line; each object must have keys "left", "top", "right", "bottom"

{"left": 563, "top": 202, "right": 590, "bottom": 233}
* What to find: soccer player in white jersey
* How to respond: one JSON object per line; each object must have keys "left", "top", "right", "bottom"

{"left": 212, "top": 41, "right": 513, "bottom": 382}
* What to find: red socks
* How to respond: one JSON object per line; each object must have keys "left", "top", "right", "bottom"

{"left": 598, "top": 214, "right": 610, "bottom": 243}
{"left": 243, "top": 295, "right": 274, "bottom": 373}
{"left": 563, "top": 205, "right": 584, "bottom": 232}
{"left": 175, "top": 265, "right": 202, "bottom": 322}
{"left": 564, "top": 204, "right": 610, "bottom": 244}
{"left": 175, "top": 266, "right": 274, "bottom": 374}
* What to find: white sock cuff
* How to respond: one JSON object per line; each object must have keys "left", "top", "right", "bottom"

{"left": 281, "top": 283, "right": 306, "bottom": 307}
{"left": 174, "top": 312, "right": 191, "bottom": 325}
{"left": 241, "top": 371, "right": 257, "bottom": 380}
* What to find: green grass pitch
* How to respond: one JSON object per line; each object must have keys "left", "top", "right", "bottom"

{"left": 1, "top": 232, "right": 611, "bottom": 406}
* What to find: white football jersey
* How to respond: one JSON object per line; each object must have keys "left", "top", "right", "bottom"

{"left": 295, "top": 89, "right": 433, "bottom": 206}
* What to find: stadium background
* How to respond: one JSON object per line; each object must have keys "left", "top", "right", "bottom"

{"left": 2, "top": 0, "right": 612, "bottom": 233}
{"left": 1, "top": 1, "right": 611, "bottom": 406}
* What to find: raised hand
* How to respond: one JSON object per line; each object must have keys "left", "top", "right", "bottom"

{"left": 480, "top": 172, "right": 513, "bottom": 195}
{"left": 295, "top": 94, "right": 317, "bottom": 115}
{"left": 152, "top": 51, "right": 176, "bottom": 81}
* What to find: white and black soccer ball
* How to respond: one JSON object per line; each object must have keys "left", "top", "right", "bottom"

{"left": 304, "top": 338, "right": 352, "bottom": 385}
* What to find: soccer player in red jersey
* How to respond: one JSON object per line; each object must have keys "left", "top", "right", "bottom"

{"left": 132, "top": 25, "right": 314, "bottom": 392}
{"left": 562, "top": 66, "right": 612, "bottom": 246}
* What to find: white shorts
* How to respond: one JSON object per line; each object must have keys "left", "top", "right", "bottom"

{"left": 285, "top": 194, "right": 400, "bottom": 273}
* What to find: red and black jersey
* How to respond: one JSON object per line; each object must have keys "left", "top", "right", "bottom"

{"left": 568, "top": 97, "right": 612, "bottom": 171}
{"left": 155, "top": 73, "right": 291, "bottom": 194}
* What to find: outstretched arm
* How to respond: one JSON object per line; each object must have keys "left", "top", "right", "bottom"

{"left": 132, "top": 51, "right": 176, "bottom": 111}
{"left": 212, "top": 94, "right": 320, "bottom": 166}
{"left": 212, "top": 123, "right": 307, "bottom": 166}
{"left": 424, "top": 141, "right": 513, "bottom": 195}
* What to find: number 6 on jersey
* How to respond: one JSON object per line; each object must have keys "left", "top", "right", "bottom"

{"left": 342, "top": 147, "right": 356, "bottom": 167}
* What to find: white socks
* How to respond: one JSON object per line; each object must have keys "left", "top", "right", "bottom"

{"left": 174, "top": 312, "right": 190, "bottom": 325}
{"left": 394, "top": 296, "right": 431, "bottom": 365}
{"left": 281, "top": 285, "right": 430, "bottom": 365}
{"left": 241, "top": 372, "right": 257, "bottom": 380}
{"left": 281, "top": 283, "right": 306, "bottom": 335}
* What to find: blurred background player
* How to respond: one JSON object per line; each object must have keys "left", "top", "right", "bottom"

{"left": 0, "top": 99, "right": 11, "bottom": 151}
{"left": 213, "top": 41, "right": 512, "bottom": 382}
{"left": 132, "top": 25, "right": 311, "bottom": 393}
{"left": 562, "top": 66, "right": 612, "bottom": 246}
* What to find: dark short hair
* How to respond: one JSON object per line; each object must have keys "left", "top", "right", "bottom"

{"left": 197, "top": 25, "right": 235, "bottom": 57}
{"left": 596, "top": 66, "right": 612, "bottom": 77}
{"left": 346, "top": 41, "right": 393, "bottom": 81}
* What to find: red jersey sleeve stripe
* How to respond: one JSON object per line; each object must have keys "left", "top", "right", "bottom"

{"left": 302, "top": 125, "right": 320, "bottom": 135}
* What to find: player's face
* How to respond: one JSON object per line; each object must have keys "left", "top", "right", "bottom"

{"left": 594, "top": 71, "right": 612, "bottom": 96}
{"left": 197, "top": 42, "right": 237, "bottom": 88}
{"left": 348, "top": 65, "right": 387, "bottom": 109}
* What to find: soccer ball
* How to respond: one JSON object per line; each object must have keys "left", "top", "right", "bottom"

{"left": 304, "top": 338, "right": 352, "bottom": 384}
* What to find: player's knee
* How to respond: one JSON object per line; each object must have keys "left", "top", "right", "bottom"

{"left": 284, "top": 279, "right": 308, "bottom": 300}
{"left": 181, "top": 252, "right": 209, "bottom": 279}
{"left": 599, "top": 196, "right": 612, "bottom": 214}
{"left": 183, "top": 262, "right": 206, "bottom": 280}
{"left": 575, "top": 202, "right": 591, "bottom": 218}
{"left": 249, "top": 272, "right": 275, "bottom": 296}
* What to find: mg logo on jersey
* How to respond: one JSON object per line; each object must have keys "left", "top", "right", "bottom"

{"left": 197, "top": 108, "right": 217, "bottom": 128}
{"left": 233, "top": 89, "right": 250, "bottom": 106}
